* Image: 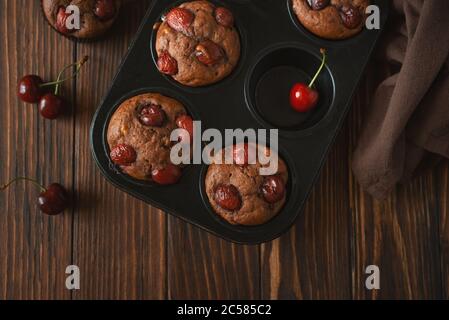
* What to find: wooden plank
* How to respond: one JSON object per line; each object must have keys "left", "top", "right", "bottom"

{"left": 349, "top": 65, "right": 442, "bottom": 299}
{"left": 71, "top": 0, "right": 166, "bottom": 299}
{"left": 260, "top": 123, "right": 352, "bottom": 299}
{"left": 168, "top": 220, "right": 260, "bottom": 299}
{"left": 438, "top": 162, "right": 448, "bottom": 298}
{"left": 0, "top": 0, "right": 74, "bottom": 299}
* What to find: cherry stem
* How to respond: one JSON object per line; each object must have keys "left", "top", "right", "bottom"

{"left": 308, "top": 48, "right": 327, "bottom": 88}
{"left": 0, "top": 177, "right": 46, "bottom": 193}
{"left": 40, "top": 56, "right": 89, "bottom": 95}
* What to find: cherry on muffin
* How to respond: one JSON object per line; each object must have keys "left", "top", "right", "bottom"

{"left": 214, "top": 7, "right": 234, "bottom": 27}
{"left": 233, "top": 143, "right": 257, "bottom": 166}
{"left": 261, "top": 176, "right": 286, "bottom": 204}
{"left": 138, "top": 104, "right": 166, "bottom": 127}
{"left": 94, "top": 0, "right": 117, "bottom": 21}
{"left": 214, "top": 184, "right": 242, "bottom": 211}
{"left": 1, "top": 177, "right": 69, "bottom": 216}
{"left": 110, "top": 144, "right": 137, "bottom": 166}
{"left": 290, "top": 48, "right": 327, "bottom": 112}
{"left": 308, "top": 0, "right": 330, "bottom": 10}
{"left": 164, "top": 7, "right": 194, "bottom": 35}
{"left": 151, "top": 164, "right": 182, "bottom": 185}
{"left": 195, "top": 40, "right": 224, "bottom": 66}
{"left": 340, "top": 5, "right": 362, "bottom": 29}
{"left": 56, "top": 6, "right": 74, "bottom": 34}
{"left": 17, "top": 56, "right": 89, "bottom": 119}
{"left": 176, "top": 115, "right": 194, "bottom": 143}
{"left": 157, "top": 51, "right": 178, "bottom": 75}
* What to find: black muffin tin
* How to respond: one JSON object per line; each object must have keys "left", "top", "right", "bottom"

{"left": 91, "top": 0, "right": 389, "bottom": 244}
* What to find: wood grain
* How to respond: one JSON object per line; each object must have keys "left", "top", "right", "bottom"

{"left": 70, "top": 0, "right": 167, "bottom": 299}
{"left": 0, "top": 0, "right": 74, "bottom": 299}
{"left": 261, "top": 123, "right": 352, "bottom": 299}
{"left": 167, "top": 219, "right": 260, "bottom": 299}
{"left": 348, "top": 65, "right": 443, "bottom": 299}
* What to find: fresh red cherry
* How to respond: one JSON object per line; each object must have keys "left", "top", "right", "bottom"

{"left": 39, "top": 93, "right": 66, "bottom": 120}
{"left": 1, "top": 178, "right": 69, "bottom": 216}
{"left": 94, "top": 0, "right": 116, "bottom": 20}
{"left": 139, "top": 104, "right": 166, "bottom": 127}
{"left": 56, "top": 6, "right": 75, "bottom": 34}
{"left": 17, "top": 75, "right": 44, "bottom": 103}
{"left": 176, "top": 115, "right": 194, "bottom": 143}
{"left": 290, "top": 83, "right": 319, "bottom": 112}
{"left": 290, "top": 48, "right": 327, "bottom": 113}
{"left": 38, "top": 183, "right": 69, "bottom": 215}
{"left": 261, "top": 175, "right": 286, "bottom": 204}
{"left": 151, "top": 164, "right": 182, "bottom": 185}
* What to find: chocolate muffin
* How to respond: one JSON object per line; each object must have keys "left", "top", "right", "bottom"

{"left": 41, "top": 0, "right": 121, "bottom": 40}
{"left": 155, "top": 0, "right": 241, "bottom": 87}
{"left": 205, "top": 144, "right": 289, "bottom": 226}
{"left": 292, "top": 0, "right": 369, "bottom": 40}
{"left": 107, "top": 93, "right": 192, "bottom": 185}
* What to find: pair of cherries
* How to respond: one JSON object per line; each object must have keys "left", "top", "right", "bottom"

{"left": 17, "top": 56, "right": 88, "bottom": 119}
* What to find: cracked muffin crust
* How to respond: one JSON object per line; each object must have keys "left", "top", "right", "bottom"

{"left": 205, "top": 144, "right": 289, "bottom": 226}
{"left": 155, "top": 0, "right": 241, "bottom": 87}
{"left": 41, "top": 0, "right": 121, "bottom": 39}
{"left": 107, "top": 93, "right": 188, "bottom": 183}
{"left": 292, "top": 0, "right": 370, "bottom": 40}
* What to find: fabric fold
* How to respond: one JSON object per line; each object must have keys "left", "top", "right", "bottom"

{"left": 352, "top": 0, "right": 449, "bottom": 199}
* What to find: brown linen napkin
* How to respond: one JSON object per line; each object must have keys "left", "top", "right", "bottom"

{"left": 352, "top": 0, "right": 449, "bottom": 199}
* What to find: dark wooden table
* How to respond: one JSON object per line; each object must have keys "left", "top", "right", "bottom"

{"left": 0, "top": 0, "right": 448, "bottom": 300}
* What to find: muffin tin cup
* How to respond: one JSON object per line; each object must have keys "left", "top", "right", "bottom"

{"left": 245, "top": 43, "right": 336, "bottom": 138}
{"left": 90, "top": 0, "right": 390, "bottom": 244}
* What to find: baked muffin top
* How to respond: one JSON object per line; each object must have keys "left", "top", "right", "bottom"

{"left": 205, "top": 144, "right": 289, "bottom": 226}
{"left": 155, "top": 0, "right": 241, "bottom": 87}
{"left": 292, "top": 0, "right": 370, "bottom": 40}
{"left": 107, "top": 93, "right": 188, "bottom": 183}
{"left": 41, "top": 0, "right": 121, "bottom": 39}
